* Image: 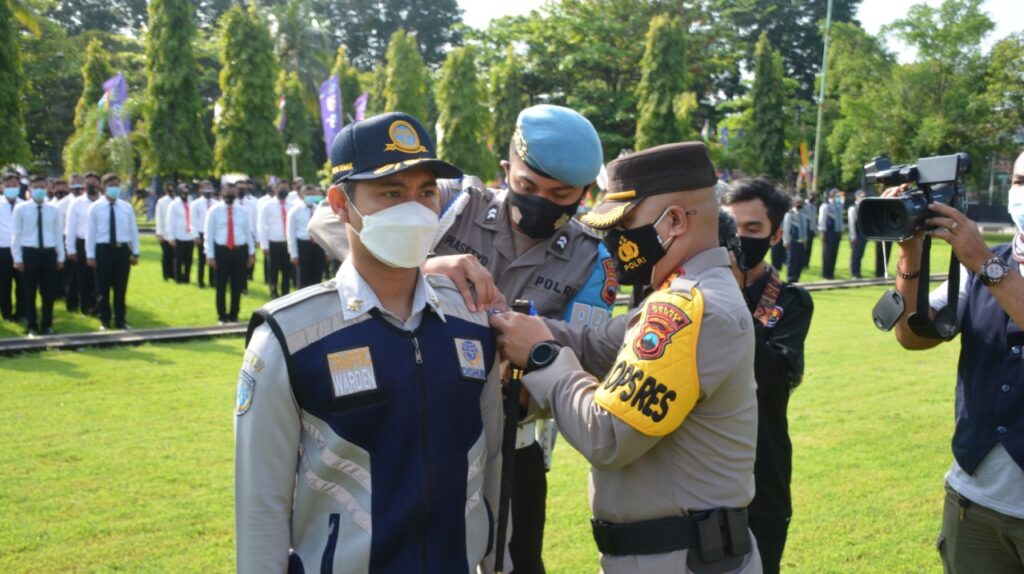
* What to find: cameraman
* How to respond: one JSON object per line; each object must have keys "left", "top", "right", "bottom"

{"left": 722, "top": 178, "right": 814, "bottom": 574}
{"left": 887, "top": 151, "right": 1024, "bottom": 573}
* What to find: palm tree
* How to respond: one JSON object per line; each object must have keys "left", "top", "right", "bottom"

{"left": 8, "top": 0, "right": 41, "bottom": 37}
{"left": 267, "top": 0, "right": 331, "bottom": 112}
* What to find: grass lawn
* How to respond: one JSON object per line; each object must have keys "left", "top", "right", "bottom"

{"left": 3, "top": 231, "right": 1012, "bottom": 340}
{"left": 0, "top": 283, "right": 965, "bottom": 572}
{"left": 0, "top": 235, "right": 276, "bottom": 339}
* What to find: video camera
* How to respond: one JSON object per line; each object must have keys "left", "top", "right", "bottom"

{"left": 862, "top": 152, "right": 972, "bottom": 341}
{"left": 856, "top": 153, "right": 971, "bottom": 241}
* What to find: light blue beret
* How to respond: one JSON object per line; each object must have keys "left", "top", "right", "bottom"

{"left": 512, "top": 104, "right": 603, "bottom": 188}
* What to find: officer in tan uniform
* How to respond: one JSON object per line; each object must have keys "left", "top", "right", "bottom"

{"left": 309, "top": 104, "right": 619, "bottom": 574}
{"left": 490, "top": 142, "right": 761, "bottom": 574}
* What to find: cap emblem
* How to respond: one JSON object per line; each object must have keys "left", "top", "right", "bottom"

{"left": 384, "top": 120, "right": 427, "bottom": 154}
{"left": 512, "top": 124, "right": 529, "bottom": 161}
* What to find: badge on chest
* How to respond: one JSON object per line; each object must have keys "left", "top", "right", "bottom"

{"left": 327, "top": 347, "right": 378, "bottom": 398}
{"left": 454, "top": 338, "right": 486, "bottom": 381}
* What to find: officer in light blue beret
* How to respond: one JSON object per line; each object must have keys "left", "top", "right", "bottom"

{"left": 308, "top": 104, "right": 620, "bottom": 573}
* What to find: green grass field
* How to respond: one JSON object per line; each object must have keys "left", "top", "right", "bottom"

{"left": 3, "top": 230, "right": 1011, "bottom": 571}
{"left": 0, "top": 284, "right": 964, "bottom": 573}
{"left": 3, "top": 231, "right": 1011, "bottom": 340}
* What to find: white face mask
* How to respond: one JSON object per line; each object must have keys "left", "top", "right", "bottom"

{"left": 350, "top": 199, "right": 439, "bottom": 268}
{"left": 1009, "top": 185, "right": 1024, "bottom": 232}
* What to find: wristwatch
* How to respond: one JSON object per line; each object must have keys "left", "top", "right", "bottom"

{"left": 526, "top": 340, "right": 563, "bottom": 374}
{"left": 978, "top": 256, "right": 1009, "bottom": 286}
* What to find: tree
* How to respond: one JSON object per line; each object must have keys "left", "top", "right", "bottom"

{"left": 312, "top": 0, "right": 462, "bottom": 69}
{"left": 272, "top": 0, "right": 331, "bottom": 110}
{"left": 73, "top": 39, "right": 113, "bottom": 130}
{"left": 144, "top": 0, "right": 212, "bottom": 178}
{"left": 635, "top": 14, "right": 693, "bottom": 150}
{"left": 277, "top": 70, "right": 317, "bottom": 180}
{"left": 365, "top": 64, "right": 386, "bottom": 117}
{"left": 214, "top": 5, "right": 283, "bottom": 178}
{"left": 746, "top": 33, "right": 788, "bottom": 181}
{"left": 488, "top": 47, "right": 527, "bottom": 157}
{"left": 436, "top": 46, "right": 493, "bottom": 179}
{"left": 382, "top": 29, "right": 429, "bottom": 121}
{"left": 0, "top": 0, "right": 30, "bottom": 165}
{"left": 983, "top": 33, "right": 1024, "bottom": 159}
{"left": 329, "top": 45, "right": 363, "bottom": 125}
{"left": 45, "top": 0, "right": 149, "bottom": 36}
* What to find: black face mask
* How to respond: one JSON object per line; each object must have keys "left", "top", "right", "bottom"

{"left": 223, "top": 195, "right": 236, "bottom": 205}
{"left": 508, "top": 189, "right": 580, "bottom": 239}
{"left": 602, "top": 209, "right": 673, "bottom": 286}
{"left": 277, "top": 190, "right": 288, "bottom": 200}
{"left": 738, "top": 235, "right": 773, "bottom": 271}
{"left": 86, "top": 184, "right": 98, "bottom": 194}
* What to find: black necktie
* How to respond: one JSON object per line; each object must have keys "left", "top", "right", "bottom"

{"left": 110, "top": 201, "right": 117, "bottom": 244}
{"left": 37, "top": 204, "right": 44, "bottom": 248}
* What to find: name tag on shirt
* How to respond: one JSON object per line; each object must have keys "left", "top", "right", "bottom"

{"left": 327, "top": 347, "right": 377, "bottom": 397}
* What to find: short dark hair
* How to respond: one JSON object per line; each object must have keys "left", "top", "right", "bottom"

{"left": 101, "top": 173, "right": 120, "bottom": 186}
{"left": 2, "top": 172, "right": 18, "bottom": 182}
{"left": 83, "top": 172, "right": 100, "bottom": 182}
{"left": 29, "top": 175, "right": 46, "bottom": 185}
{"left": 53, "top": 179, "right": 68, "bottom": 187}
{"left": 721, "top": 177, "right": 791, "bottom": 232}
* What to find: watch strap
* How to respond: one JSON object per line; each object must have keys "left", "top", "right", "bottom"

{"left": 526, "top": 340, "right": 563, "bottom": 374}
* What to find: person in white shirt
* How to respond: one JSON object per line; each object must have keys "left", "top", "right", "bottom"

{"left": 65, "top": 174, "right": 100, "bottom": 316}
{"left": 51, "top": 180, "right": 77, "bottom": 311}
{"left": 86, "top": 173, "right": 140, "bottom": 330}
{"left": 287, "top": 185, "right": 328, "bottom": 289}
{"left": 205, "top": 182, "right": 255, "bottom": 323}
{"left": 258, "top": 179, "right": 295, "bottom": 298}
{"left": 254, "top": 179, "right": 276, "bottom": 287}
{"left": 817, "top": 189, "right": 845, "bottom": 279}
{"left": 238, "top": 178, "right": 259, "bottom": 286}
{"left": 11, "top": 176, "right": 65, "bottom": 335}
{"left": 192, "top": 181, "right": 214, "bottom": 287}
{"left": 154, "top": 183, "right": 176, "bottom": 281}
{"left": 165, "top": 184, "right": 197, "bottom": 284}
{"left": 1, "top": 172, "right": 25, "bottom": 322}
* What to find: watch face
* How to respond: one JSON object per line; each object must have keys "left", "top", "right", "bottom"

{"left": 985, "top": 260, "right": 1007, "bottom": 279}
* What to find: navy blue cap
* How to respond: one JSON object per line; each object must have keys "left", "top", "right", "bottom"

{"left": 512, "top": 105, "right": 603, "bottom": 188}
{"left": 330, "top": 112, "right": 462, "bottom": 184}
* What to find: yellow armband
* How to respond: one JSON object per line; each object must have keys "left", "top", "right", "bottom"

{"left": 594, "top": 287, "right": 704, "bottom": 436}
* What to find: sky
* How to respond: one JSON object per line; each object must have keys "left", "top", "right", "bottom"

{"left": 458, "top": 0, "right": 1022, "bottom": 63}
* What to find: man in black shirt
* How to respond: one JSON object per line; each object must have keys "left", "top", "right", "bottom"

{"left": 722, "top": 178, "right": 814, "bottom": 574}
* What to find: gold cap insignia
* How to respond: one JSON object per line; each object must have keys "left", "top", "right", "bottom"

{"left": 384, "top": 120, "right": 428, "bottom": 154}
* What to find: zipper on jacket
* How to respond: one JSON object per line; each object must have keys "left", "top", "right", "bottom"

{"left": 413, "top": 335, "right": 431, "bottom": 572}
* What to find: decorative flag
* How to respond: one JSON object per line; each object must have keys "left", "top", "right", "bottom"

{"left": 719, "top": 126, "right": 730, "bottom": 147}
{"left": 319, "top": 75, "right": 342, "bottom": 149}
{"left": 276, "top": 95, "right": 287, "bottom": 133}
{"left": 700, "top": 118, "right": 709, "bottom": 141}
{"left": 796, "top": 141, "right": 812, "bottom": 192}
{"left": 98, "top": 72, "right": 131, "bottom": 137}
{"left": 354, "top": 91, "right": 369, "bottom": 122}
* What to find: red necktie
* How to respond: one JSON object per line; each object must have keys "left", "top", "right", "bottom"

{"left": 184, "top": 201, "right": 190, "bottom": 231}
{"left": 280, "top": 201, "right": 287, "bottom": 236}
{"left": 226, "top": 206, "right": 235, "bottom": 249}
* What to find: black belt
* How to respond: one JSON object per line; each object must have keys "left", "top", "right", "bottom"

{"left": 591, "top": 508, "right": 751, "bottom": 561}
{"left": 98, "top": 242, "right": 130, "bottom": 249}
{"left": 23, "top": 246, "right": 55, "bottom": 251}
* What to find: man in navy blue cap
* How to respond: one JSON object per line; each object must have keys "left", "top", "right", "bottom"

{"left": 236, "top": 112, "right": 506, "bottom": 573}
{"left": 307, "top": 103, "right": 619, "bottom": 573}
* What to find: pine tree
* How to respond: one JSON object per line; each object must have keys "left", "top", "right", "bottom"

{"left": 277, "top": 70, "right": 317, "bottom": 181}
{"left": 747, "top": 33, "right": 788, "bottom": 181}
{"left": 0, "top": 0, "right": 30, "bottom": 165}
{"left": 366, "top": 64, "right": 386, "bottom": 118}
{"left": 436, "top": 46, "right": 494, "bottom": 179}
{"left": 73, "top": 39, "right": 113, "bottom": 130}
{"left": 489, "top": 47, "right": 527, "bottom": 157}
{"left": 635, "top": 15, "right": 692, "bottom": 150}
{"left": 214, "top": 5, "right": 283, "bottom": 178}
{"left": 329, "top": 46, "right": 362, "bottom": 125}
{"left": 144, "top": 0, "right": 212, "bottom": 177}
{"left": 382, "top": 29, "right": 429, "bottom": 122}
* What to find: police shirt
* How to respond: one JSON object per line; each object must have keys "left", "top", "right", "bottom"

{"left": 11, "top": 201, "right": 65, "bottom": 264}
{"left": 85, "top": 199, "right": 140, "bottom": 259}
{"left": 236, "top": 259, "right": 506, "bottom": 573}
{"left": 523, "top": 247, "right": 759, "bottom": 574}
{"left": 742, "top": 268, "right": 813, "bottom": 519}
